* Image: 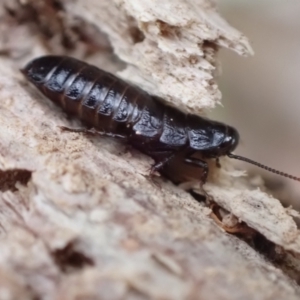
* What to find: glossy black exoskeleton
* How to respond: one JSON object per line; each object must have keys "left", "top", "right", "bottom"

{"left": 21, "top": 56, "right": 300, "bottom": 183}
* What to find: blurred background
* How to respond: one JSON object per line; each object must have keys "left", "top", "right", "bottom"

{"left": 213, "top": 1, "right": 300, "bottom": 209}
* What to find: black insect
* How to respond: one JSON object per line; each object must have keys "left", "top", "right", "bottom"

{"left": 21, "top": 56, "right": 300, "bottom": 183}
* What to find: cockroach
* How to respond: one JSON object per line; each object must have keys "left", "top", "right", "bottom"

{"left": 21, "top": 55, "right": 300, "bottom": 184}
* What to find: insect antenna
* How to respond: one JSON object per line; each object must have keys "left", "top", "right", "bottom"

{"left": 228, "top": 153, "right": 300, "bottom": 182}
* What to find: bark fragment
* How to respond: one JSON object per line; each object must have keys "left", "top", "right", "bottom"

{"left": 0, "top": 1, "right": 300, "bottom": 299}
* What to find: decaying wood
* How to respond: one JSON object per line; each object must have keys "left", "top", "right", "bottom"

{"left": 0, "top": 0, "right": 300, "bottom": 299}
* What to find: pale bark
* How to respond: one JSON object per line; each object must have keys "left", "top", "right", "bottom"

{"left": 0, "top": 1, "right": 300, "bottom": 299}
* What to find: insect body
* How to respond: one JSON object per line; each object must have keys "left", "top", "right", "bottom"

{"left": 21, "top": 56, "right": 300, "bottom": 183}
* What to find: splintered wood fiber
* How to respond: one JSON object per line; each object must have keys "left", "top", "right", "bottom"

{"left": 0, "top": 0, "right": 300, "bottom": 299}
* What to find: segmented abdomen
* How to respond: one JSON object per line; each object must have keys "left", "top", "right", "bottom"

{"left": 26, "top": 56, "right": 159, "bottom": 137}
{"left": 23, "top": 56, "right": 189, "bottom": 153}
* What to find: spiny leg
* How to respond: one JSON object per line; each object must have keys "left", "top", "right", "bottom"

{"left": 184, "top": 156, "right": 213, "bottom": 202}
{"left": 59, "top": 126, "right": 127, "bottom": 139}
{"left": 184, "top": 157, "right": 208, "bottom": 184}
{"left": 142, "top": 150, "right": 175, "bottom": 188}
{"left": 150, "top": 154, "right": 177, "bottom": 175}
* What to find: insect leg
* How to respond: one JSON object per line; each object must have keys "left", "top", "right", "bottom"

{"left": 150, "top": 153, "right": 176, "bottom": 175}
{"left": 143, "top": 150, "right": 176, "bottom": 189}
{"left": 59, "top": 126, "right": 127, "bottom": 139}
{"left": 184, "top": 157, "right": 208, "bottom": 183}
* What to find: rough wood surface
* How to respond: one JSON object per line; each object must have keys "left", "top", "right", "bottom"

{"left": 0, "top": 1, "right": 300, "bottom": 299}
